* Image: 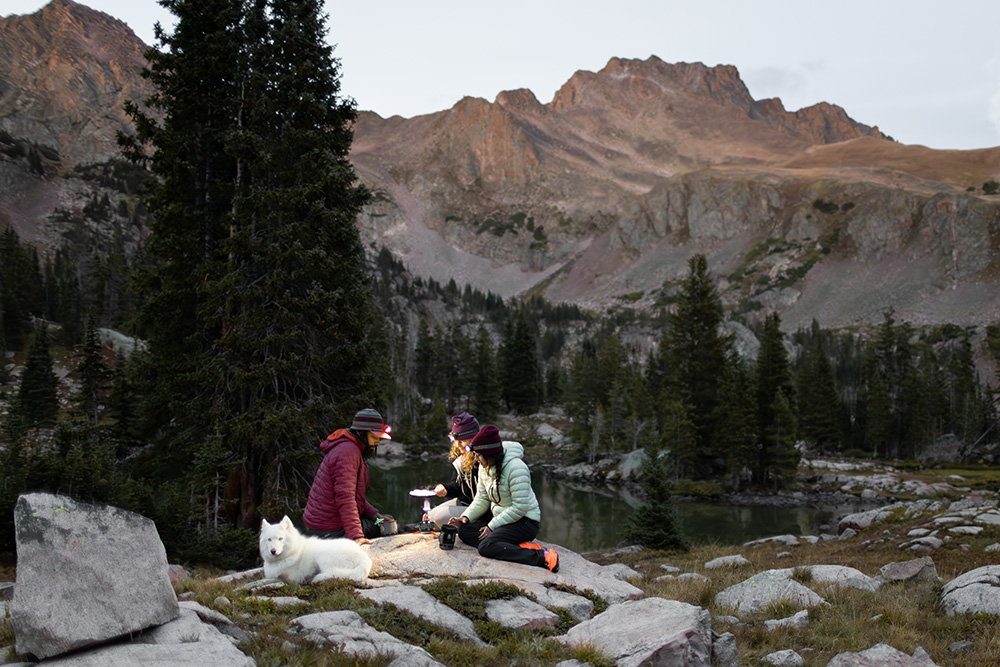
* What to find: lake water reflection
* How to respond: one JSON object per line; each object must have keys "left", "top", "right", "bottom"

{"left": 369, "top": 458, "right": 854, "bottom": 553}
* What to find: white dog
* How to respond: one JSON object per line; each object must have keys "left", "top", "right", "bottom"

{"left": 259, "top": 516, "right": 372, "bottom": 584}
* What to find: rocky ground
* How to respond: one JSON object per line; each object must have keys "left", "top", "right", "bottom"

{"left": 3, "top": 453, "right": 1000, "bottom": 666}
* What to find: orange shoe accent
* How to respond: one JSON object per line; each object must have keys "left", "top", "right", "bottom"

{"left": 519, "top": 541, "right": 543, "bottom": 551}
{"left": 544, "top": 548, "right": 559, "bottom": 573}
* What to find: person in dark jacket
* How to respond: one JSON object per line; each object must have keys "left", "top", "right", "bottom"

{"left": 448, "top": 425, "right": 559, "bottom": 572}
{"left": 302, "top": 408, "right": 397, "bottom": 545}
{"left": 428, "top": 412, "right": 481, "bottom": 528}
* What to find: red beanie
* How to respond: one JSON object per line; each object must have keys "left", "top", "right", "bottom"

{"left": 468, "top": 425, "right": 503, "bottom": 457}
{"left": 450, "top": 412, "right": 480, "bottom": 439}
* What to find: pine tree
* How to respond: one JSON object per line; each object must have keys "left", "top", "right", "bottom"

{"left": 754, "top": 312, "right": 796, "bottom": 484}
{"left": 12, "top": 324, "right": 60, "bottom": 431}
{"left": 763, "top": 390, "right": 799, "bottom": 488}
{"left": 74, "top": 314, "right": 109, "bottom": 426}
{"left": 413, "top": 320, "right": 439, "bottom": 397}
{"left": 661, "top": 254, "right": 731, "bottom": 478}
{"left": 471, "top": 324, "right": 501, "bottom": 419}
{"left": 1, "top": 226, "right": 45, "bottom": 350}
{"left": 946, "top": 333, "right": 977, "bottom": 441}
{"left": 499, "top": 309, "right": 541, "bottom": 414}
{"left": 662, "top": 399, "right": 697, "bottom": 480}
{"left": 713, "top": 352, "right": 757, "bottom": 490}
{"left": 623, "top": 446, "right": 689, "bottom": 551}
{"left": 865, "top": 309, "right": 914, "bottom": 457}
{"left": 121, "top": 0, "right": 384, "bottom": 529}
{"left": 107, "top": 353, "right": 140, "bottom": 455}
{"left": 864, "top": 372, "right": 890, "bottom": 457}
{"left": 795, "top": 328, "right": 841, "bottom": 452}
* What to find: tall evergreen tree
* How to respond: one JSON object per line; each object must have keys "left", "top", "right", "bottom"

{"left": 1, "top": 226, "right": 45, "bottom": 350}
{"left": 471, "top": 324, "right": 501, "bottom": 419}
{"left": 623, "top": 446, "right": 689, "bottom": 552}
{"left": 763, "top": 390, "right": 799, "bottom": 488}
{"left": 661, "top": 254, "right": 731, "bottom": 478}
{"left": 74, "top": 314, "right": 110, "bottom": 426}
{"left": 121, "top": 0, "right": 383, "bottom": 529}
{"left": 865, "top": 309, "right": 914, "bottom": 457}
{"left": 413, "top": 319, "right": 439, "bottom": 397}
{"left": 946, "top": 333, "right": 978, "bottom": 441}
{"left": 713, "top": 352, "right": 757, "bottom": 490}
{"left": 499, "top": 309, "right": 542, "bottom": 414}
{"left": 795, "top": 326, "right": 841, "bottom": 451}
{"left": 12, "top": 324, "right": 60, "bottom": 431}
{"left": 661, "top": 399, "right": 697, "bottom": 480}
{"left": 754, "top": 312, "right": 796, "bottom": 484}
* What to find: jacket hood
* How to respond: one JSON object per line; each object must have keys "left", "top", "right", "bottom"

{"left": 499, "top": 441, "right": 524, "bottom": 465}
{"left": 321, "top": 428, "right": 362, "bottom": 454}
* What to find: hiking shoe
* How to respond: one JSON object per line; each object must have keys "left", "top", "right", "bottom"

{"left": 544, "top": 548, "right": 559, "bottom": 573}
{"left": 519, "top": 541, "right": 543, "bottom": 550}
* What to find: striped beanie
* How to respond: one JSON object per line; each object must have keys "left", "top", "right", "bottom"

{"left": 450, "top": 412, "right": 480, "bottom": 439}
{"left": 468, "top": 425, "right": 503, "bottom": 457}
{"left": 351, "top": 408, "right": 391, "bottom": 439}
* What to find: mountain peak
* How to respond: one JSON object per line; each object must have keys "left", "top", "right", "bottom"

{"left": 0, "top": 0, "right": 154, "bottom": 163}
{"left": 546, "top": 55, "right": 881, "bottom": 146}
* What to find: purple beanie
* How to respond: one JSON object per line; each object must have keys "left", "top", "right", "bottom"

{"left": 450, "top": 412, "right": 480, "bottom": 439}
{"left": 468, "top": 425, "right": 503, "bottom": 457}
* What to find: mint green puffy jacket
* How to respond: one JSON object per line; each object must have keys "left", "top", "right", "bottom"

{"left": 462, "top": 441, "right": 541, "bottom": 530}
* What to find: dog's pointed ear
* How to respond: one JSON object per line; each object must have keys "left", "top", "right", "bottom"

{"left": 261, "top": 518, "right": 271, "bottom": 529}
{"left": 280, "top": 515, "right": 294, "bottom": 530}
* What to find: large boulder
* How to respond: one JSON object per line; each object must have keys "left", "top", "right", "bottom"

{"left": 877, "top": 557, "right": 938, "bottom": 583}
{"left": 802, "top": 565, "right": 881, "bottom": 593}
{"left": 838, "top": 507, "right": 896, "bottom": 534}
{"left": 11, "top": 493, "right": 179, "bottom": 660}
{"left": 359, "top": 585, "right": 483, "bottom": 643}
{"left": 556, "top": 597, "right": 714, "bottom": 667}
{"left": 485, "top": 596, "right": 559, "bottom": 630}
{"left": 940, "top": 565, "right": 1000, "bottom": 616}
{"left": 825, "top": 643, "right": 939, "bottom": 666}
{"left": 367, "top": 533, "right": 642, "bottom": 604}
{"left": 289, "top": 610, "right": 443, "bottom": 666}
{"left": 36, "top": 607, "right": 255, "bottom": 667}
{"left": 714, "top": 569, "right": 828, "bottom": 616}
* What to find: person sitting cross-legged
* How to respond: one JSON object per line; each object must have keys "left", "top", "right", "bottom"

{"left": 447, "top": 425, "right": 558, "bottom": 572}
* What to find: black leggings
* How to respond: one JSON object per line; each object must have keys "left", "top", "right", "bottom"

{"left": 458, "top": 512, "right": 547, "bottom": 568}
{"left": 303, "top": 515, "right": 383, "bottom": 539}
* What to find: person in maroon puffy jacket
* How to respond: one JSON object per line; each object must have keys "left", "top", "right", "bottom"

{"left": 302, "top": 408, "right": 397, "bottom": 545}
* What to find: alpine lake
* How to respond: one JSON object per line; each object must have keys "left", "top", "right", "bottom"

{"left": 368, "top": 457, "right": 858, "bottom": 553}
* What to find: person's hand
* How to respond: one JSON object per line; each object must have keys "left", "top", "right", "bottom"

{"left": 375, "top": 513, "right": 394, "bottom": 522}
{"left": 355, "top": 537, "right": 372, "bottom": 546}
{"left": 448, "top": 516, "right": 468, "bottom": 527}
{"left": 434, "top": 484, "right": 447, "bottom": 497}
{"left": 478, "top": 525, "right": 492, "bottom": 540}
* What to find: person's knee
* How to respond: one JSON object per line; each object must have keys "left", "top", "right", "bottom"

{"left": 478, "top": 536, "right": 501, "bottom": 558}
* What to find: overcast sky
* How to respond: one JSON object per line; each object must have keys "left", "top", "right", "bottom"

{"left": 8, "top": 0, "right": 1000, "bottom": 151}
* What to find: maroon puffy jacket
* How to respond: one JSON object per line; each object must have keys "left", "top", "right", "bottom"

{"left": 302, "top": 429, "right": 378, "bottom": 539}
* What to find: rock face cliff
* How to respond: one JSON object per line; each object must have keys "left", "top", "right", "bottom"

{"left": 350, "top": 56, "right": 1000, "bottom": 329}
{"left": 0, "top": 0, "right": 155, "bottom": 164}
{"left": 3, "top": 2, "right": 1000, "bottom": 329}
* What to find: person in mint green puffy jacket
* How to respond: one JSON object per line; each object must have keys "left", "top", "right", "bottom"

{"left": 448, "top": 425, "right": 559, "bottom": 572}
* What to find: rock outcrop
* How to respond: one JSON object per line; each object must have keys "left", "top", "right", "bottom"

{"left": 0, "top": 0, "right": 155, "bottom": 164}
{"left": 10, "top": 493, "right": 179, "bottom": 660}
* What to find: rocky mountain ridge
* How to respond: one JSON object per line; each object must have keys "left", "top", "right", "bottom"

{"left": 0, "top": 0, "right": 154, "bottom": 164}
{"left": 3, "top": 1, "right": 1000, "bottom": 330}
